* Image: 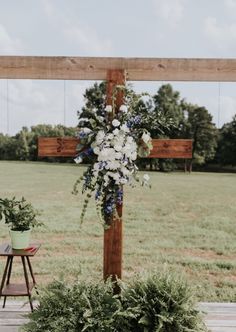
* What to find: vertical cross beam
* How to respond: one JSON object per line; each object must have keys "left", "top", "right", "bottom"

{"left": 103, "top": 70, "right": 125, "bottom": 288}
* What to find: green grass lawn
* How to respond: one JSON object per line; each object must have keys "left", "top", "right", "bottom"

{"left": 0, "top": 161, "right": 236, "bottom": 302}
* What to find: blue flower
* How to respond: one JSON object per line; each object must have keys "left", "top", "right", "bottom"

{"left": 84, "top": 147, "right": 93, "bottom": 156}
{"left": 95, "top": 190, "right": 101, "bottom": 200}
{"left": 116, "top": 188, "right": 123, "bottom": 205}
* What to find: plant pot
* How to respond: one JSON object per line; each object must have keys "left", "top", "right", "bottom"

{"left": 9, "top": 229, "right": 31, "bottom": 249}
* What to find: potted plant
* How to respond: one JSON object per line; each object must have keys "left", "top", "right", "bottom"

{"left": 0, "top": 196, "right": 42, "bottom": 249}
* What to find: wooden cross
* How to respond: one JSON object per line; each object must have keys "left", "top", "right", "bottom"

{"left": 1, "top": 54, "right": 235, "bottom": 288}
{"left": 38, "top": 69, "right": 192, "bottom": 283}
{"left": 4, "top": 55, "right": 223, "bottom": 285}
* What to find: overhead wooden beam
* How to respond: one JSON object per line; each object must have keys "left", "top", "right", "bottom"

{"left": 38, "top": 137, "right": 193, "bottom": 159}
{"left": 1, "top": 56, "right": 236, "bottom": 81}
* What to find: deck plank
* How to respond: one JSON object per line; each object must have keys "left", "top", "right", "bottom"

{"left": 0, "top": 301, "right": 235, "bottom": 332}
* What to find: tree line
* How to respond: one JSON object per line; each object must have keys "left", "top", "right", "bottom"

{"left": 0, "top": 83, "right": 235, "bottom": 170}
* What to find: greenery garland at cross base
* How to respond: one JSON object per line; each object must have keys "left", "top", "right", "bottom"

{"left": 72, "top": 87, "right": 174, "bottom": 225}
{"left": 23, "top": 272, "right": 207, "bottom": 332}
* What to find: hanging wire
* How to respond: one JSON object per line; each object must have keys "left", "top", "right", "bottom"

{"left": 63, "top": 80, "right": 66, "bottom": 126}
{"left": 217, "top": 82, "right": 221, "bottom": 129}
{"left": 6, "top": 79, "right": 9, "bottom": 134}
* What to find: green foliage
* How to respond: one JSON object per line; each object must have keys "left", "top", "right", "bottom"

{"left": 23, "top": 273, "right": 206, "bottom": 332}
{"left": 217, "top": 115, "right": 236, "bottom": 165}
{"left": 182, "top": 103, "right": 218, "bottom": 167}
{"left": 0, "top": 196, "right": 42, "bottom": 231}
{"left": 23, "top": 280, "right": 120, "bottom": 332}
{"left": 82, "top": 81, "right": 107, "bottom": 112}
{"left": 0, "top": 133, "right": 19, "bottom": 160}
{"left": 153, "top": 84, "right": 185, "bottom": 138}
{"left": 117, "top": 273, "right": 207, "bottom": 332}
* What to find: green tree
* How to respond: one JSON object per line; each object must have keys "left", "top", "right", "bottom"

{"left": 217, "top": 115, "right": 236, "bottom": 165}
{"left": 14, "top": 127, "right": 31, "bottom": 160}
{"left": 0, "top": 134, "right": 18, "bottom": 160}
{"left": 80, "top": 81, "right": 107, "bottom": 116}
{"left": 182, "top": 103, "right": 218, "bottom": 171}
{"left": 153, "top": 84, "right": 185, "bottom": 138}
{"left": 151, "top": 84, "right": 185, "bottom": 171}
{"left": 0, "top": 124, "right": 77, "bottom": 161}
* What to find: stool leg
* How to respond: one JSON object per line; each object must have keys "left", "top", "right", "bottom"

{"left": 2, "top": 296, "right": 6, "bottom": 308}
{"left": 26, "top": 256, "right": 36, "bottom": 284}
{"left": 6, "top": 257, "right": 13, "bottom": 285}
{"left": 0, "top": 257, "right": 11, "bottom": 307}
{"left": 21, "top": 256, "right": 33, "bottom": 312}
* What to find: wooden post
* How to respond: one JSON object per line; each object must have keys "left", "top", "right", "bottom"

{"left": 103, "top": 70, "right": 125, "bottom": 289}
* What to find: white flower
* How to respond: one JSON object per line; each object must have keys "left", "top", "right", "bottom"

{"left": 115, "top": 152, "right": 122, "bottom": 159}
{"left": 96, "top": 130, "right": 105, "bottom": 143}
{"left": 104, "top": 174, "right": 109, "bottom": 186}
{"left": 114, "top": 144, "right": 122, "bottom": 152}
{"left": 143, "top": 174, "right": 150, "bottom": 182}
{"left": 82, "top": 127, "right": 92, "bottom": 134}
{"left": 99, "top": 148, "right": 112, "bottom": 161}
{"left": 142, "top": 132, "right": 151, "bottom": 144}
{"left": 107, "top": 133, "right": 114, "bottom": 140}
{"left": 130, "top": 152, "right": 137, "bottom": 160}
{"left": 119, "top": 105, "right": 128, "bottom": 113}
{"left": 112, "top": 119, "right": 120, "bottom": 127}
{"left": 78, "top": 117, "right": 89, "bottom": 123}
{"left": 121, "top": 167, "right": 130, "bottom": 176}
{"left": 121, "top": 124, "right": 130, "bottom": 132}
{"left": 126, "top": 136, "right": 134, "bottom": 144}
{"left": 93, "top": 147, "right": 100, "bottom": 155}
{"left": 106, "top": 161, "right": 120, "bottom": 170}
{"left": 105, "top": 105, "right": 112, "bottom": 113}
{"left": 93, "top": 162, "right": 100, "bottom": 171}
{"left": 120, "top": 178, "right": 128, "bottom": 184}
{"left": 74, "top": 156, "right": 82, "bottom": 164}
{"left": 113, "top": 128, "right": 119, "bottom": 135}
{"left": 112, "top": 173, "right": 120, "bottom": 181}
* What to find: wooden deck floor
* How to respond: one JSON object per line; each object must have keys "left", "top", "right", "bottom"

{"left": 0, "top": 301, "right": 235, "bottom": 332}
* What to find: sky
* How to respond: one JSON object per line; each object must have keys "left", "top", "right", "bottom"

{"left": 0, "top": 0, "right": 236, "bottom": 134}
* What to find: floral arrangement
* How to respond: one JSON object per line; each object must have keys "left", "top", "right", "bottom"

{"left": 73, "top": 88, "right": 166, "bottom": 226}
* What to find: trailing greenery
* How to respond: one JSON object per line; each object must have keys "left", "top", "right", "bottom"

{"left": 0, "top": 196, "right": 42, "bottom": 231}
{"left": 23, "top": 272, "right": 207, "bottom": 332}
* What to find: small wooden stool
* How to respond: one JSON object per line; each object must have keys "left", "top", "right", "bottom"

{"left": 0, "top": 243, "right": 40, "bottom": 311}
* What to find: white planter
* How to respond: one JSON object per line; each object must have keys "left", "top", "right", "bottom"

{"left": 9, "top": 229, "right": 31, "bottom": 249}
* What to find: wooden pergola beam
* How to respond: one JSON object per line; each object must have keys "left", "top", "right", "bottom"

{"left": 1, "top": 56, "right": 236, "bottom": 81}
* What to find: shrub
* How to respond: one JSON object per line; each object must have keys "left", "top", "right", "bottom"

{"left": 23, "top": 273, "right": 207, "bottom": 332}
{"left": 23, "top": 280, "right": 120, "bottom": 332}
{"left": 115, "top": 273, "right": 207, "bottom": 332}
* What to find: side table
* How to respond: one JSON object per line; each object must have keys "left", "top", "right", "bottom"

{"left": 0, "top": 243, "right": 40, "bottom": 311}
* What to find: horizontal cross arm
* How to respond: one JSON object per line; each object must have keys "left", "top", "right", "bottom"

{"left": 38, "top": 137, "right": 192, "bottom": 159}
